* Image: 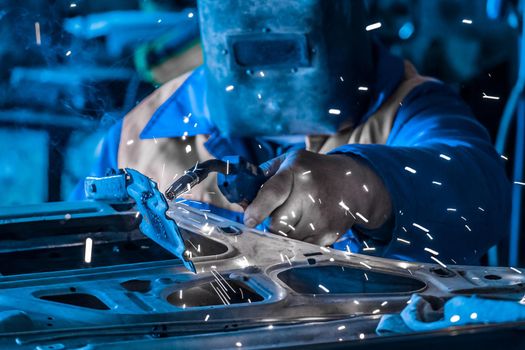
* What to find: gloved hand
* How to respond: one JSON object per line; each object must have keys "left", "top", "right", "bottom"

{"left": 243, "top": 150, "right": 393, "bottom": 246}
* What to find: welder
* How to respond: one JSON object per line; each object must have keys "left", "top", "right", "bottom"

{"left": 74, "top": 0, "right": 510, "bottom": 265}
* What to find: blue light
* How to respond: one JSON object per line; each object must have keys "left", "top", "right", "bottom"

{"left": 398, "top": 22, "right": 415, "bottom": 40}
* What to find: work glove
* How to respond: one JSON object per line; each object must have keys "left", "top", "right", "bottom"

{"left": 243, "top": 150, "right": 393, "bottom": 246}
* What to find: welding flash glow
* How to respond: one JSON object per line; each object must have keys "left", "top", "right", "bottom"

{"left": 318, "top": 284, "right": 330, "bottom": 293}
{"left": 35, "top": 22, "right": 41, "bottom": 45}
{"left": 329, "top": 109, "right": 341, "bottom": 115}
{"left": 404, "top": 166, "right": 417, "bottom": 174}
{"left": 84, "top": 238, "right": 93, "bottom": 263}
{"left": 366, "top": 22, "right": 382, "bottom": 31}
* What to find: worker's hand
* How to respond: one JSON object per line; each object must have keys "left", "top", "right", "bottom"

{"left": 243, "top": 150, "right": 392, "bottom": 246}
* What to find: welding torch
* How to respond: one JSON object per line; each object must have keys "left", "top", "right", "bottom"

{"left": 165, "top": 156, "right": 268, "bottom": 208}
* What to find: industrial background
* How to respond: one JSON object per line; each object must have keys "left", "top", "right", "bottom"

{"left": 0, "top": 0, "right": 523, "bottom": 265}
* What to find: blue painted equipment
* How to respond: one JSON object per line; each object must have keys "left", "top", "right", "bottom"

{"left": 85, "top": 168, "right": 196, "bottom": 273}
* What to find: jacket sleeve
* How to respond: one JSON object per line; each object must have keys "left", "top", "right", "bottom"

{"left": 330, "top": 81, "right": 511, "bottom": 265}
{"left": 69, "top": 120, "right": 123, "bottom": 200}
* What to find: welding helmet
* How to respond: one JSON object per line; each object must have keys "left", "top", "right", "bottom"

{"left": 197, "top": 0, "right": 373, "bottom": 136}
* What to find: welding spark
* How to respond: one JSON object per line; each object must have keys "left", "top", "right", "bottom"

{"left": 179, "top": 290, "right": 183, "bottom": 299}
{"left": 135, "top": 211, "right": 140, "bottom": 218}
{"left": 424, "top": 247, "right": 439, "bottom": 256}
{"left": 285, "top": 255, "right": 292, "bottom": 266}
{"left": 360, "top": 261, "right": 372, "bottom": 269}
{"left": 320, "top": 246, "right": 330, "bottom": 253}
{"left": 482, "top": 92, "right": 500, "bottom": 100}
{"left": 426, "top": 233, "right": 434, "bottom": 240}
{"left": 225, "top": 85, "right": 235, "bottom": 92}
{"left": 447, "top": 208, "right": 457, "bottom": 212}
{"left": 412, "top": 223, "right": 429, "bottom": 233}
{"left": 372, "top": 309, "right": 380, "bottom": 314}
{"left": 302, "top": 170, "right": 312, "bottom": 176}
{"left": 430, "top": 256, "right": 447, "bottom": 268}
{"left": 205, "top": 314, "right": 210, "bottom": 321}
{"left": 185, "top": 145, "right": 192, "bottom": 153}
{"left": 35, "top": 22, "right": 41, "bottom": 45}
{"left": 432, "top": 181, "right": 442, "bottom": 186}
{"left": 501, "top": 155, "right": 508, "bottom": 160}
{"left": 338, "top": 325, "right": 346, "bottom": 331}
{"left": 510, "top": 267, "right": 522, "bottom": 274}
{"left": 470, "top": 312, "right": 478, "bottom": 320}
{"left": 462, "top": 19, "right": 473, "bottom": 24}
{"left": 236, "top": 342, "right": 242, "bottom": 347}
{"left": 515, "top": 181, "right": 525, "bottom": 186}
{"left": 268, "top": 324, "right": 274, "bottom": 329}
{"left": 329, "top": 109, "right": 341, "bottom": 116}
{"left": 70, "top": 3, "right": 77, "bottom": 7}
{"left": 439, "top": 154, "right": 451, "bottom": 161}
{"left": 381, "top": 301, "right": 388, "bottom": 307}
{"left": 365, "top": 22, "right": 382, "bottom": 31}
{"left": 465, "top": 224, "right": 472, "bottom": 232}
{"left": 353, "top": 300, "right": 360, "bottom": 305}
{"left": 308, "top": 194, "right": 316, "bottom": 203}
{"left": 66, "top": 50, "right": 72, "bottom": 56}
{"left": 183, "top": 116, "right": 189, "bottom": 123}
{"left": 126, "top": 139, "right": 134, "bottom": 146}
{"left": 188, "top": 12, "right": 194, "bottom": 18}
{"left": 346, "top": 171, "right": 352, "bottom": 175}
{"left": 359, "top": 333, "right": 365, "bottom": 340}
{"left": 356, "top": 212, "right": 369, "bottom": 223}
{"left": 277, "top": 230, "right": 288, "bottom": 237}
{"left": 309, "top": 223, "right": 315, "bottom": 230}
{"left": 404, "top": 166, "right": 417, "bottom": 174}
{"left": 358, "top": 86, "right": 369, "bottom": 91}
{"left": 397, "top": 238, "right": 411, "bottom": 244}
{"left": 450, "top": 315, "right": 460, "bottom": 323}
{"left": 287, "top": 224, "right": 296, "bottom": 231}
{"left": 339, "top": 201, "right": 350, "bottom": 211}
{"left": 318, "top": 284, "right": 330, "bottom": 293}
{"left": 362, "top": 184, "right": 369, "bottom": 192}
{"left": 84, "top": 238, "right": 93, "bottom": 263}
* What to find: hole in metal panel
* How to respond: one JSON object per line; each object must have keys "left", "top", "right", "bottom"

{"left": 278, "top": 265, "right": 426, "bottom": 294}
{"left": 40, "top": 293, "right": 109, "bottom": 310}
